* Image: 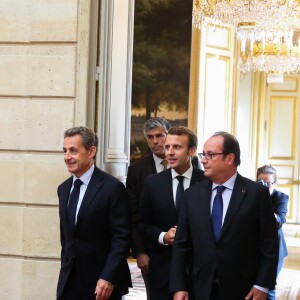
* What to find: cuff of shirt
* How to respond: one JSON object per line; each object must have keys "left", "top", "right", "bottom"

{"left": 253, "top": 285, "right": 269, "bottom": 293}
{"left": 158, "top": 232, "right": 168, "bottom": 245}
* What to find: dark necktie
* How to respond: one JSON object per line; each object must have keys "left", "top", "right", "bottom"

{"left": 161, "top": 159, "right": 168, "bottom": 170}
{"left": 175, "top": 176, "right": 184, "bottom": 213}
{"left": 211, "top": 185, "right": 226, "bottom": 241}
{"left": 67, "top": 179, "right": 83, "bottom": 227}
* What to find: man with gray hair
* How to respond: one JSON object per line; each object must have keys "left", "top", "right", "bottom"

{"left": 57, "top": 126, "right": 131, "bottom": 300}
{"left": 126, "top": 117, "right": 171, "bottom": 298}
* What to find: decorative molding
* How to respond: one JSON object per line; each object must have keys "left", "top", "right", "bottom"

{"left": 96, "top": 0, "right": 134, "bottom": 175}
{"left": 271, "top": 76, "right": 298, "bottom": 93}
{"left": 188, "top": 27, "right": 201, "bottom": 132}
{"left": 206, "top": 25, "right": 231, "bottom": 51}
{"left": 268, "top": 96, "right": 296, "bottom": 159}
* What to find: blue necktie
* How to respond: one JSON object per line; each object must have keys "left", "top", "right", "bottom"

{"left": 211, "top": 185, "right": 226, "bottom": 241}
{"left": 176, "top": 176, "right": 184, "bottom": 213}
{"left": 67, "top": 179, "right": 83, "bottom": 227}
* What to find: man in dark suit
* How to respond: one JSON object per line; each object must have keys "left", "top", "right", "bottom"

{"left": 138, "top": 126, "right": 206, "bottom": 300}
{"left": 257, "top": 164, "right": 289, "bottom": 300}
{"left": 57, "top": 126, "right": 131, "bottom": 300}
{"left": 126, "top": 117, "right": 171, "bottom": 297}
{"left": 170, "top": 131, "right": 279, "bottom": 300}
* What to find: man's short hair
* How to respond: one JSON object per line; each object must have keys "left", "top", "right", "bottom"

{"left": 168, "top": 126, "right": 198, "bottom": 149}
{"left": 143, "top": 117, "right": 171, "bottom": 138}
{"left": 257, "top": 165, "right": 277, "bottom": 182}
{"left": 64, "top": 126, "right": 99, "bottom": 158}
{"left": 212, "top": 131, "right": 241, "bottom": 166}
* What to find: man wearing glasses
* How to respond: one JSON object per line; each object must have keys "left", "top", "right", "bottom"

{"left": 170, "top": 131, "right": 279, "bottom": 300}
{"left": 257, "top": 165, "right": 289, "bottom": 300}
{"left": 126, "top": 117, "right": 171, "bottom": 298}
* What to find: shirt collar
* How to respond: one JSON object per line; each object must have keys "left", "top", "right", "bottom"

{"left": 212, "top": 172, "right": 237, "bottom": 191}
{"left": 153, "top": 153, "right": 165, "bottom": 168}
{"left": 171, "top": 164, "right": 193, "bottom": 180}
{"left": 73, "top": 164, "right": 95, "bottom": 186}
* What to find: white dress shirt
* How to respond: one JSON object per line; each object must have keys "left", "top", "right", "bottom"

{"left": 153, "top": 153, "right": 169, "bottom": 173}
{"left": 158, "top": 164, "right": 193, "bottom": 245}
{"left": 69, "top": 164, "right": 94, "bottom": 224}
{"left": 211, "top": 172, "right": 237, "bottom": 225}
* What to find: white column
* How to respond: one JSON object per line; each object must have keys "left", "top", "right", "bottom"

{"left": 96, "top": 0, "right": 135, "bottom": 183}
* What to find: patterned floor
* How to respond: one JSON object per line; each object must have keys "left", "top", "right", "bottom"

{"left": 124, "top": 225, "right": 300, "bottom": 299}
{"left": 124, "top": 261, "right": 300, "bottom": 300}
{"left": 124, "top": 260, "right": 146, "bottom": 300}
{"left": 276, "top": 268, "right": 300, "bottom": 300}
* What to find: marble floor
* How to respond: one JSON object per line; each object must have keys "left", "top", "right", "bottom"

{"left": 125, "top": 224, "right": 300, "bottom": 300}
{"left": 124, "top": 260, "right": 146, "bottom": 300}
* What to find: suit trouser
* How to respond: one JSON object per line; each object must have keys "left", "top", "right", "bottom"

{"left": 148, "top": 283, "right": 173, "bottom": 300}
{"left": 141, "top": 270, "right": 150, "bottom": 300}
{"left": 210, "top": 282, "right": 220, "bottom": 300}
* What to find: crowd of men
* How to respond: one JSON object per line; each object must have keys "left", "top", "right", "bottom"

{"left": 56, "top": 119, "right": 283, "bottom": 300}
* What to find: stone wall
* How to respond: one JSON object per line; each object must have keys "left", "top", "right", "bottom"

{"left": 0, "top": 1, "right": 89, "bottom": 298}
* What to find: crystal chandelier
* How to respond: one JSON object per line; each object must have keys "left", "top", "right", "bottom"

{"left": 192, "top": 0, "right": 300, "bottom": 80}
{"left": 192, "top": 0, "right": 300, "bottom": 32}
{"left": 238, "top": 28, "right": 300, "bottom": 82}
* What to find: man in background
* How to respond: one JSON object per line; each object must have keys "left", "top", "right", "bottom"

{"left": 138, "top": 126, "right": 206, "bottom": 299}
{"left": 57, "top": 126, "right": 131, "bottom": 300}
{"left": 257, "top": 164, "right": 289, "bottom": 300}
{"left": 126, "top": 117, "right": 171, "bottom": 298}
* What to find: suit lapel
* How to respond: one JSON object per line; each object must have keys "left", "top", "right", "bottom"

{"left": 76, "top": 168, "right": 104, "bottom": 227}
{"left": 190, "top": 167, "right": 204, "bottom": 186}
{"left": 166, "top": 169, "right": 176, "bottom": 207}
{"left": 190, "top": 168, "right": 198, "bottom": 186}
{"left": 60, "top": 178, "right": 73, "bottom": 223}
{"left": 148, "top": 155, "right": 157, "bottom": 174}
{"left": 220, "top": 174, "right": 247, "bottom": 240}
{"left": 201, "top": 180, "right": 216, "bottom": 242}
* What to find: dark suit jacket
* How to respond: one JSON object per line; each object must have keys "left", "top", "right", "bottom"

{"left": 138, "top": 168, "right": 206, "bottom": 290}
{"left": 57, "top": 166, "right": 132, "bottom": 299}
{"left": 271, "top": 189, "right": 289, "bottom": 269}
{"left": 126, "top": 155, "right": 157, "bottom": 257}
{"left": 170, "top": 173, "right": 279, "bottom": 300}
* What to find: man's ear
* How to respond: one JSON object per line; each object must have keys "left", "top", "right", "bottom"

{"left": 226, "top": 153, "right": 235, "bottom": 165}
{"left": 89, "top": 146, "right": 97, "bottom": 158}
{"left": 188, "top": 146, "right": 197, "bottom": 157}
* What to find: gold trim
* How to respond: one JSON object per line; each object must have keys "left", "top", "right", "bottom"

{"left": 271, "top": 76, "right": 298, "bottom": 93}
{"left": 268, "top": 96, "right": 297, "bottom": 160}
{"left": 231, "top": 32, "right": 237, "bottom": 134}
{"left": 237, "top": 22, "right": 258, "bottom": 27}
{"left": 255, "top": 72, "right": 266, "bottom": 168}
{"left": 271, "top": 164, "right": 294, "bottom": 181}
{"left": 188, "top": 27, "right": 202, "bottom": 132}
{"left": 204, "top": 54, "right": 230, "bottom": 129}
{"left": 205, "top": 24, "right": 231, "bottom": 51}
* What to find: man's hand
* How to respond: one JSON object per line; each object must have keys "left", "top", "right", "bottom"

{"left": 163, "top": 226, "right": 177, "bottom": 245}
{"left": 174, "top": 291, "right": 189, "bottom": 300}
{"left": 245, "top": 287, "right": 268, "bottom": 300}
{"left": 137, "top": 253, "right": 150, "bottom": 273}
{"left": 95, "top": 279, "right": 114, "bottom": 300}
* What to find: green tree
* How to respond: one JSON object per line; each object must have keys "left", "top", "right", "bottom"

{"left": 132, "top": 0, "right": 193, "bottom": 119}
